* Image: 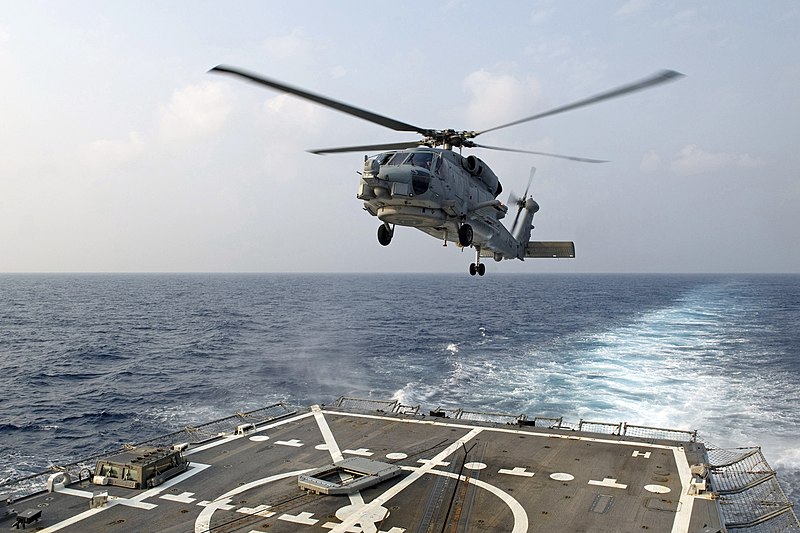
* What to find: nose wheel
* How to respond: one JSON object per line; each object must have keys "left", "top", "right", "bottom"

{"left": 458, "top": 223, "right": 473, "bottom": 247}
{"left": 377, "top": 223, "right": 394, "bottom": 246}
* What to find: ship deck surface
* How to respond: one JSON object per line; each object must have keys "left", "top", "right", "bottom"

{"left": 2, "top": 404, "right": 723, "bottom": 533}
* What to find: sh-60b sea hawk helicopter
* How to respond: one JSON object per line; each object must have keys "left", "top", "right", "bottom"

{"left": 211, "top": 66, "right": 683, "bottom": 275}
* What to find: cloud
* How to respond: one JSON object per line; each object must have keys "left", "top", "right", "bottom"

{"left": 640, "top": 150, "right": 662, "bottom": 173}
{"left": 83, "top": 131, "right": 145, "bottom": 170}
{"left": 158, "top": 81, "right": 232, "bottom": 142}
{"left": 462, "top": 70, "right": 542, "bottom": 129}
{"left": 530, "top": 1, "right": 556, "bottom": 25}
{"left": 670, "top": 144, "right": 766, "bottom": 175}
{"left": 614, "top": 0, "right": 651, "bottom": 19}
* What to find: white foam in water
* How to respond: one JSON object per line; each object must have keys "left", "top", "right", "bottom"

{"left": 394, "top": 281, "right": 799, "bottom": 505}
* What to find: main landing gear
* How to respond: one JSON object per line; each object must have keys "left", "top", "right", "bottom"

{"left": 469, "top": 262, "right": 486, "bottom": 276}
{"left": 457, "top": 224, "right": 485, "bottom": 276}
{"left": 377, "top": 223, "right": 394, "bottom": 246}
{"left": 469, "top": 246, "right": 486, "bottom": 276}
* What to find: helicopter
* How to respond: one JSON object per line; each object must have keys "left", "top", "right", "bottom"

{"left": 210, "top": 65, "right": 683, "bottom": 275}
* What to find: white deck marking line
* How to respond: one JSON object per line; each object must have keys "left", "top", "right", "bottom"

{"left": 402, "top": 466, "right": 529, "bottom": 533}
{"left": 129, "top": 462, "right": 211, "bottom": 505}
{"left": 327, "top": 427, "right": 484, "bottom": 533}
{"left": 312, "top": 404, "right": 344, "bottom": 462}
{"left": 36, "top": 508, "right": 106, "bottom": 533}
{"left": 311, "top": 405, "right": 383, "bottom": 530}
{"left": 671, "top": 446, "right": 695, "bottom": 533}
{"left": 194, "top": 469, "right": 311, "bottom": 533}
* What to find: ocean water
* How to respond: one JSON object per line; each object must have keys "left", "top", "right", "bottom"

{"left": 1, "top": 273, "right": 798, "bottom": 506}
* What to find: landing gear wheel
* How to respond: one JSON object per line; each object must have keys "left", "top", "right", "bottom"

{"left": 469, "top": 263, "right": 477, "bottom": 276}
{"left": 477, "top": 263, "right": 486, "bottom": 276}
{"left": 458, "top": 224, "right": 473, "bottom": 247}
{"left": 377, "top": 224, "right": 393, "bottom": 246}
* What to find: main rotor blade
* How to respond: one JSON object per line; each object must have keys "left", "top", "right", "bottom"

{"left": 472, "top": 143, "right": 607, "bottom": 163}
{"left": 309, "top": 141, "right": 426, "bottom": 155}
{"left": 476, "top": 69, "right": 684, "bottom": 136}
{"left": 211, "top": 65, "right": 430, "bottom": 135}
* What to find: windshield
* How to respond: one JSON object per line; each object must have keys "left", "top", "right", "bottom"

{"left": 386, "top": 152, "right": 410, "bottom": 165}
{"left": 408, "top": 152, "right": 433, "bottom": 169}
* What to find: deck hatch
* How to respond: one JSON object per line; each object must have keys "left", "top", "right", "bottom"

{"left": 298, "top": 457, "right": 401, "bottom": 495}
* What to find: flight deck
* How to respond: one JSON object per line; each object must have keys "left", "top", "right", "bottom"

{"left": 1, "top": 397, "right": 797, "bottom": 532}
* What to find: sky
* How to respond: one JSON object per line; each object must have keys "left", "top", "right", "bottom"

{"left": 1, "top": 1, "right": 798, "bottom": 273}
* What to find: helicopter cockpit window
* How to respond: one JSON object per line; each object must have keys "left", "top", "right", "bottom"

{"left": 376, "top": 152, "right": 394, "bottom": 165}
{"left": 409, "top": 152, "right": 433, "bottom": 169}
{"left": 386, "top": 152, "right": 410, "bottom": 165}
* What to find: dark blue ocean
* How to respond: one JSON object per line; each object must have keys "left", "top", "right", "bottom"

{"left": 1, "top": 274, "right": 798, "bottom": 506}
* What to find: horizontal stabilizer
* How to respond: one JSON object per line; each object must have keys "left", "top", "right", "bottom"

{"left": 525, "top": 241, "right": 575, "bottom": 258}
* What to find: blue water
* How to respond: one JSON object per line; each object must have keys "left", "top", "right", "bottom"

{"left": 1, "top": 274, "right": 798, "bottom": 505}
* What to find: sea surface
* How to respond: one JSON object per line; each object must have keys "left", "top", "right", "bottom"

{"left": 1, "top": 273, "right": 798, "bottom": 507}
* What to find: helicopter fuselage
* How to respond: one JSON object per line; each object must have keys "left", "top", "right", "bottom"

{"left": 357, "top": 147, "right": 522, "bottom": 260}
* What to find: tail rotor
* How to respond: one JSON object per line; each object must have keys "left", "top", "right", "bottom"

{"left": 510, "top": 167, "right": 538, "bottom": 235}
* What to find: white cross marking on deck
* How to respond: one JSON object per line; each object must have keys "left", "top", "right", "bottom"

{"left": 632, "top": 450, "right": 652, "bottom": 458}
{"left": 197, "top": 498, "right": 235, "bottom": 511}
{"left": 279, "top": 511, "right": 318, "bottom": 525}
{"left": 499, "top": 467, "right": 535, "bottom": 477}
{"left": 237, "top": 504, "right": 275, "bottom": 517}
{"left": 588, "top": 477, "right": 628, "bottom": 489}
{"left": 275, "top": 439, "right": 303, "bottom": 447}
{"left": 344, "top": 448, "right": 374, "bottom": 457}
{"left": 159, "top": 491, "right": 196, "bottom": 503}
{"left": 321, "top": 522, "right": 362, "bottom": 532}
{"left": 417, "top": 459, "right": 450, "bottom": 467}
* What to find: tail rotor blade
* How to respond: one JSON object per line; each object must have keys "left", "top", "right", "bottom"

{"left": 511, "top": 167, "right": 537, "bottom": 234}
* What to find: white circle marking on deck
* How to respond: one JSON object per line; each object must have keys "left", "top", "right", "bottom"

{"left": 464, "top": 462, "right": 487, "bottom": 470}
{"left": 644, "top": 484, "right": 671, "bottom": 494}
{"left": 550, "top": 473, "right": 574, "bottom": 481}
{"left": 386, "top": 452, "right": 407, "bottom": 460}
{"left": 249, "top": 435, "right": 270, "bottom": 442}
